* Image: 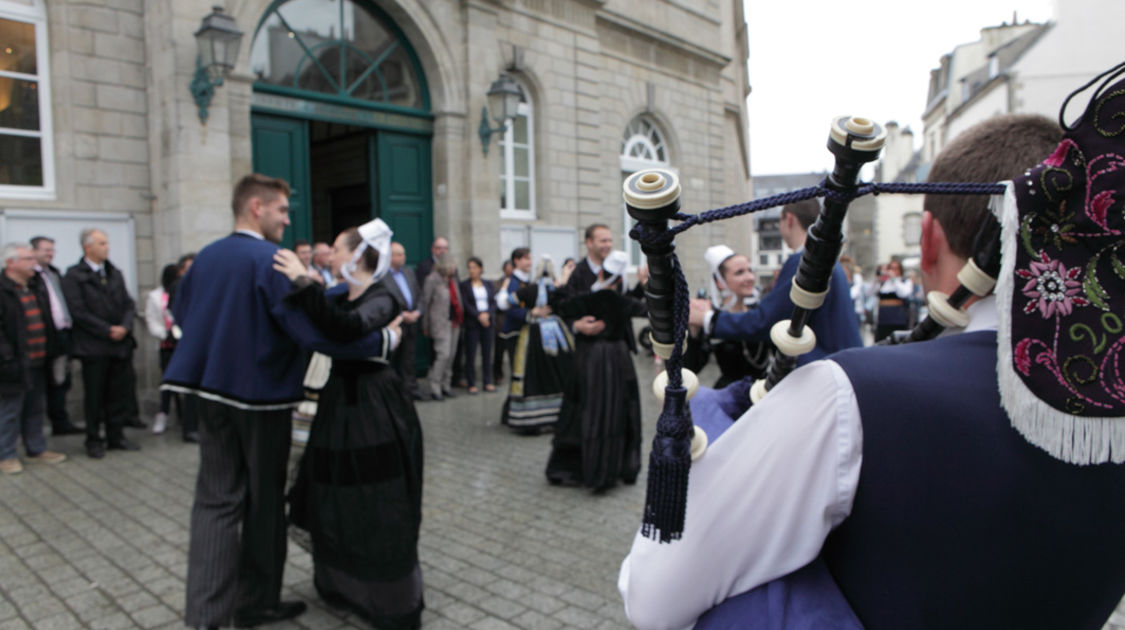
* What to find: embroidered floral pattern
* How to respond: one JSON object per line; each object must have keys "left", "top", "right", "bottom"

{"left": 1017, "top": 251, "right": 1088, "bottom": 318}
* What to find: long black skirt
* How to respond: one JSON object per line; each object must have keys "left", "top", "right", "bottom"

{"left": 545, "top": 338, "right": 642, "bottom": 491}
{"left": 501, "top": 322, "right": 574, "bottom": 434}
{"left": 288, "top": 363, "right": 424, "bottom": 630}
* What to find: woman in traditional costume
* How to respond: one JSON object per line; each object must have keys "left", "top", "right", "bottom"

{"left": 273, "top": 220, "right": 424, "bottom": 630}
{"left": 684, "top": 245, "right": 773, "bottom": 388}
{"left": 498, "top": 255, "right": 574, "bottom": 434}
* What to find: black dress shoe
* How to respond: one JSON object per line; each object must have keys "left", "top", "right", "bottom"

{"left": 411, "top": 392, "right": 427, "bottom": 401}
{"left": 182, "top": 431, "right": 200, "bottom": 444}
{"left": 107, "top": 438, "right": 140, "bottom": 451}
{"left": 441, "top": 389, "right": 457, "bottom": 399}
{"left": 86, "top": 443, "right": 105, "bottom": 459}
{"left": 234, "top": 600, "right": 307, "bottom": 627}
{"left": 124, "top": 417, "right": 147, "bottom": 429}
{"left": 52, "top": 424, "right": 84, "bottom": 436}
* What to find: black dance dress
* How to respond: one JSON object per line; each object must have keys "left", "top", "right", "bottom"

{"left": 544, "top": 278, "right": 646, "bottom": 492}
{"left": 285, "top": 280, "right": 424, "bottom": 630}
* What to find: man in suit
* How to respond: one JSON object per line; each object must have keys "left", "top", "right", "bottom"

{"left": 164, "top": 174, "right": 394, "bottom": 630}
{"left": 384, "top": 242, "right": 424, "bottom": 400}
{"left": 62, "top": 229, "right": 141, "bottom": 459}
{"left": 30, "top": 236, "right": 82, "bottom": 436}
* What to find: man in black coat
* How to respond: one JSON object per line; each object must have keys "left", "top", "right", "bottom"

{"left": 384, "top": 242, "right": 424, "bottom": 400}
{"left": 61, "top": 228, "right": 140, "bottom": 458}
{"left": 0, "top": 242, "right": 68, "bottom": 475}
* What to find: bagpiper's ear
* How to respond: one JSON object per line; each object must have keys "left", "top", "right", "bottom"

{"left": 920, "top": 211, "right": 942, "bottom": 274}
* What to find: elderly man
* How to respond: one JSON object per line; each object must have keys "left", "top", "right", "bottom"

{"left": 62, "top": 229, "right": 140, "bottom": 459}
{"left": 0, "top": 243, "right": 67, "bottom": 474}
{"left": 30, "top": 236, "right": 82, "bottom": 436}
{"left": 383, "top": 242, "right": 424, "bottom": 400}
{"left": 414, "top": 236, "right": 449, "bottom": 286}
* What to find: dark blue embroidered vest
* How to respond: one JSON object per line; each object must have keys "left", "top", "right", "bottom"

{"left": 825, "top": 331, "right": 1125, "bottom": 630}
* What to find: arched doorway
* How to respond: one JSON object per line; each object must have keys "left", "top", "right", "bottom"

{"left": 247, "top": 0, "right": 433, "bottom": 263}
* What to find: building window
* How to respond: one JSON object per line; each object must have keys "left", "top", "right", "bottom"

{"left": 249, "top": 0, "right": 428, "bottom": 111}
{"left": 757, "top": 216, "right": 781, "bottom": 253}
{"left": 621, "top": 115, "right": 671, "bottom": 267}
{"left": 0, "top": 1, "right": 54, "bottom": 199}
{"left": 903, "top": 212, "right": 922, "bottom": 246}
{"left": 499, "top": 79, "right": 534, "bottom": 219}
{"left": 760, "top": 254, "right": 768, "bottom": 266}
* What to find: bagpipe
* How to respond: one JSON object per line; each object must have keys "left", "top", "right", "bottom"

{"left": 626, "top": 117, "right": 1009, "bottom": 543}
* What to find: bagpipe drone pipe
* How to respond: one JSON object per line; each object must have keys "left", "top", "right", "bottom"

{"left": 626, "top": 116, "right": 1007, "bottom": 543}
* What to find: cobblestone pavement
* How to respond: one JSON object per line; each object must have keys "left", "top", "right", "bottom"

{"left": 1, "top": 355, "right": 1123, "bottom": 630}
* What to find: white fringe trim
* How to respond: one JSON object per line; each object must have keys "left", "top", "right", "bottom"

{"left": 993, "top": 184, "right": 1125, "bottom": 464}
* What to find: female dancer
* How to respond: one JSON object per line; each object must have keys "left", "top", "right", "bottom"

{"left": 459, "top": 257, "right": 496, "bottom": 394}
{"left": 684, "top": 245, "right": 773, "bottom": 388}
{"left": 273, "top": 220, "right": 423, "bottom": 630}
{"left": 873, "top": 259, "right": 913, "bottom": 342}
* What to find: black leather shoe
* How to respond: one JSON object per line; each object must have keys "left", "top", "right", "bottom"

{"left": 182, "top": 432, "right": 200, "bottom": 444}
{"left": 234, "top": 601, "right": 307, "bottom": 627}
{"left": 411, "top": 392, "right": 426, "bottom": 401}
{"left": 430, "top": 393, "right": 443, "bottom": 402}
{"left": 441, "top": 390, "right": 457, "bottom": 399}
{"left": 124, "top": 417, "right": 147, "bottom": 429}
{"left": 52, "top": 424, "right": 84, "bottom": 436}
{"left": 107, "top": 438, "right": 140, "bottom": 451}
{"left": 86, "top": 443, "right": 105, "bottom": 459}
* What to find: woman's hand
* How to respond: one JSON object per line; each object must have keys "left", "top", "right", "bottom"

{"left": 479, "top": 312, "right": 491, "bottom": 327}
{"left": 386, "top": 314, "right": 404, "bottom": 340}
{"left": 530, "top": 305, "right": 552, "bottom": 318}
{"left": 272, "top": 249, "right": 308, "bottom": 282}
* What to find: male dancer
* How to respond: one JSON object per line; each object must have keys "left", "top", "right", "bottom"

{"left": 164, "top": 174, "right": 398, "bottom": 630}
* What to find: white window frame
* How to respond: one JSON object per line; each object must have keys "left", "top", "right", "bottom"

{"left": 620, "top": 116, "right": 672, "bottom": 270}
{"left": 903, "top": 211, "right": 922, "bottom": 247}
{"left": 499, "top": 80, "right": 535, "bottom": 220}
{"left": 0, "top": 0, "right": 55, "bottom": 200}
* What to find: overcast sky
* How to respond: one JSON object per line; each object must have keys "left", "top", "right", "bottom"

{"left": 745, "top": 0, "right": 1054, "bottom": 176}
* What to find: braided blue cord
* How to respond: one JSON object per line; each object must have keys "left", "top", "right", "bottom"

{"left": 631, "top": 181, "right": 1007, "bottom": 249}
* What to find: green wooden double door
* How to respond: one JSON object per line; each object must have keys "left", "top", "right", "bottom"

{"left": 250, "top": 112, "right": 433, "bottom": 267}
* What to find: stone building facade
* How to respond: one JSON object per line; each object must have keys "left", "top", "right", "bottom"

{"left": 0, "top": 0, "right": 751, "bottom": 405}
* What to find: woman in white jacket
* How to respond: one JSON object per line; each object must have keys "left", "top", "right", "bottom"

{"left": 145, "top": 264, "right": 182, "bottom": 435}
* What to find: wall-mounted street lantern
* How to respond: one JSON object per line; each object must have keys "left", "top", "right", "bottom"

{"left": 478, "top": 74, "right": 522, "bottom": 156}
{"left": 189, "top": 6, "right": 244, "bottom": 125}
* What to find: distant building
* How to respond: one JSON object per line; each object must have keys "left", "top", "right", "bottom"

{"left": 923, "top": 0, "right": 1125, "bottom": 167}
{"left": 747, "top": 172, "right": 826, "bottom": 288}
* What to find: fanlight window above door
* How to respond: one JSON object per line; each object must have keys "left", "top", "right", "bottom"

{"left": 249, "top": 0, "right": 426, "bottom": 110}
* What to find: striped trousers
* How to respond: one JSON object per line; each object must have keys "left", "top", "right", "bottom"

{"left": 184, "top": 397, "right": 292, "bottom": 627}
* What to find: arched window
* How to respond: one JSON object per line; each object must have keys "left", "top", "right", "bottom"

{"left": 499, "top": 78, "right": 534, "bottom": 219}
{"left": 249, "top": 0, "right": 427, "bottom": 111}
{"left": 0, "top": 0, "right": 54, "bottom": 199}
{"left": 621, "top": 116, "right": 671, "bottom": 266}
